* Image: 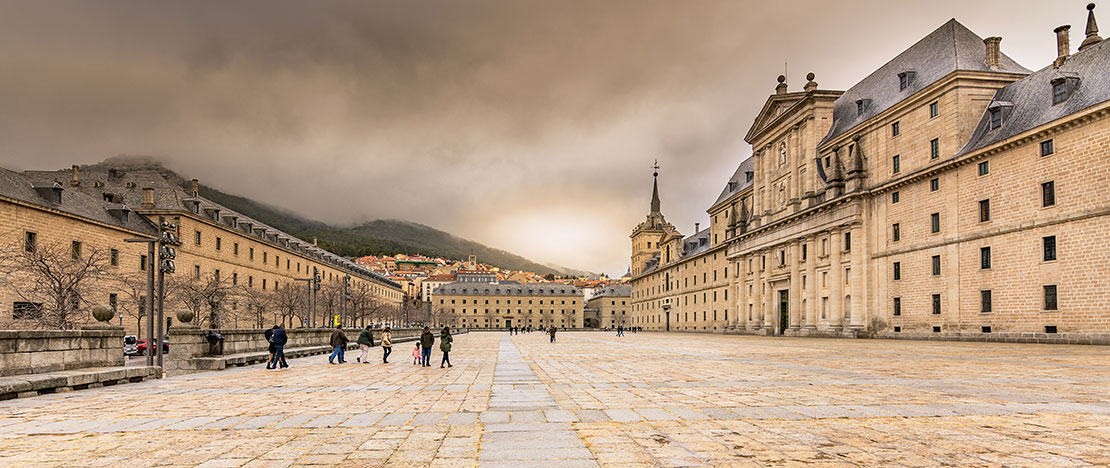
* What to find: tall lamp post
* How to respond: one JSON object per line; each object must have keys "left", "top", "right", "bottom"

{"left": 124, "top": 238, "right": 156, "bottom": 367}
{"left": 156, "top": 217, "right": 179, "bottom": 370}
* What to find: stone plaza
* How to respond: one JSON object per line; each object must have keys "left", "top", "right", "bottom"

{"left": 0, "top": 332, "right": 1108, "bottom": 467}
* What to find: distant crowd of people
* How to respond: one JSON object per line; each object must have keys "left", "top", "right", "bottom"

{"left": 262, "top": 324, "right": 453, "bottom": 370}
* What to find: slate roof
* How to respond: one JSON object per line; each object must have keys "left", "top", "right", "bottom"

{"left": 0, "top": 167, "right": 157, "bottom": 236}
{"left": 19, "top": 166, "right": 400, "bottom": 290}
{"left": 432, "top": 281, "right": 582, "bottom": 296}
{"left": 960, "top": 39, "right": 1110, "bottom": 154}
{"left": 821, "top": 19, "right": 1030, "bottom": 145}
{"left": 711, "top": 156, "right": 755, "bottom": 208}
{"left": 680, "top": 227, "right": 713, "bottom": 259}
{"left": 590, "top": 284, "right": 631, "bottom": 299}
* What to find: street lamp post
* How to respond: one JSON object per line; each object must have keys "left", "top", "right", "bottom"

{"left": 124, "top": 238, "right": 156, "bottom": 367}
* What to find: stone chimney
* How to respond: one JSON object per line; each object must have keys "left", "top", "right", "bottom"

{"left": 1055, "top": 25, "right": 1072, "bottom": 67}
{"left": 190, "top": 178, "right": 199, "bottom": 197}
{"left": 803, "top": 72, "right": 818, "bottom": 93}
{"left": 694, "top": 222, "right": 700, "bottom": 233}
{"left": 70, "top": 165, "right": 79, "bottom": 186}
{"left": 1080, "top": 3, "right": 1103, "bottom": 51}
{"left": 983, "top": 37, "right": 1002, "bottom": 69}
{"left": 313, "top": 237, "right": 318, "bottom": 246}
{"left": 775, "top": 75, "right": 787, "bottom": 95}
{"left": 141, "top": 187, "right": 155, "bottom": 208}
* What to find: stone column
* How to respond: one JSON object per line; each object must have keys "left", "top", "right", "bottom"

{"left": 751, "top": 253, "right": 763, "bottom": 330}
{"left": 732, "top": 259, "right": 744, "bottom": 329}
{"left": 761, "top": 251, "right": 774, "bottom": 333}
{"left": 788, "top": 240, "right": 801, "bottom": 331}
{"left": 829, "top": 227, "right": 844, "bottom": 331}
{"left": 789, "top": 125, "right": 801, "bottom": 211}
{"left": 849, "top": 224, "right": 866, "bottom": 331}
{"left": 763, "top": 144, "right": 773, "bottom": 217}
{"left": 804, "top": 234, "right": 818, "bottom": 331}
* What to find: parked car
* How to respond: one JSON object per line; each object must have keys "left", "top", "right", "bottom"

{"left": 136, "top": 339, "right": 169, "bottom": 356}
{"left": 123, "top": 335, "right": 139, "bottom": 356}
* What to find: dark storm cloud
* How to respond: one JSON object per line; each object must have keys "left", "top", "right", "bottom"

{"left": 0, "top": 0, "right": 1083, "bottom": 275}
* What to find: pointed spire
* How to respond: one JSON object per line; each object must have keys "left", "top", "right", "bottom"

{"left": 1081, "top": 3, "right": 1103, "bottom": 51}
{"left": 650, "top": 160, "right": 661, "bottom": 214}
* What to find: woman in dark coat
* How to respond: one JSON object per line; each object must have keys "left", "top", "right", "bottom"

{"left": 440, "top": 326, "right": 453, "bottom": 368}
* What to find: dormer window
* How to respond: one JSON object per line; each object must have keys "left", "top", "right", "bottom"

{"left": 989, "top": 109, "right": 1002, "bottom": 130}
{"left": 856, "top": 99, "right": 867, "bottom": 116}
{"left": 897, "top": 71, "right": 915, "bottom": 91}
{"left": 986, "top": 101, "right": 1012, "bottom": 131}
{"left": 1052, "top": 80, "right": 1068, "bottom": 104}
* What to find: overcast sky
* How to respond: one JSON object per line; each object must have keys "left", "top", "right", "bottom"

{"left": 0, "top": 0, "right": 1094, "bottom": 276}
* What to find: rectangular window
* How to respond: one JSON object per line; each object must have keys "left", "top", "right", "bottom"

{"left": 13, "top": 302, "right": 43, "bottom": 320}
{"left": 931, "top": 213, "right": 940, "bottom": 233}
{"left": 249, "top": 248, "right": 254, "bottom": 260}
{"left": 979, "top": 199, "right": 990, "bottom": 222}
{"left": 71, "top": 241, "right": 81, "bottom": 260}
{"left": 844, "top": 232, "right": 851, "bottom": 252}
{"left": 892, "top": 191, "right": 899, "bottom": 204}
{"left": 1042, "top": 181, "right": 1055, "bottom": 207}
{"left": 892, "top": 155, "right": 901, "bottom": 173}
{"left": 932, "top": 255, "right": 941, "bottom": 275}
{"left": 978, "top": 160, "right": 989, "bottom": 176}
{"left": 193, "top": 265, "right": 200, "bottom": 279}
{"left": 930, "top": 138, "right": 939, "bottom": 159}
{"left": 232, "top": 273, "right": 238, "bottom": 286}
{"left": 263, "top": 252, "right": 268, "bottom": 264}
{"left": 214, "top": 269, "right": 220, "bottom": 281}
{"left": 233, "top": 243, "right": 239, "bottom": 255}
{"left": 1052, "top": 81, "right": 1067, "bottom": 104}
{"left": 194, "top": 230, "right": 201, "bottom": 245}
{"left": 893, "top": 297, "right": 901, "bottom": 316}
{"left": 989, "top": 109, "right": 1002, "bottom": 130}
{"left": 109, "top": 293, "right": 118, "bottom": 313}
{"left": 980, "top": 246, "right": 991, "bottom": 269}
{"left": 1044, "top": 285, "right": 1058, "bottom": 310}
{"left": 1043, "top": 235, "right": 1057, "bottom": 261}
{"left": 892, "top": 223, "right": 900, "bottom": 242}
{"left": 24, "top": 231, "right": 36, "bottom": 252}
{"left": 891, "top": 121, "right": 900, "bottom": 137}
{"left": 216, "top": 237, "right": 222, "bottom": 251}
{"left": 140, "top": 254, "right": 147, "bottom": 271}
{"left": 932, "top": 294, "right": 941, "bottom": 314}
{"left": 1040, "top": 139, "right": 1054, "bottom": 156}
{"left": 110, "top": 249, "right": 119, "bottom": 267}
{"left": 929, "top": 101, "right": 938, "bottom": 118}
{"left": 801, "top": 244, "right": 807, "bottom": 261}
{"left": 930, "top": 178, "right": 939, "bottom": 191}
{"left": 893, "top": 262, "right": 901, "bottom": 280}
{"left": 981, "top": 290, "right": 992, "bottom": 313}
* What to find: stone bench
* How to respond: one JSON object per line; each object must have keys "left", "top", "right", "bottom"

{"left": 0, "top": 366, "right": 161, "bottom": 400}
{"left": 188, "top": 334, "right": 430, "bottom": 371}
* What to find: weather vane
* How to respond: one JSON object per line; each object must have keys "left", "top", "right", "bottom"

{"left": 652, "top": 159, "right": 659, "bottom": 177}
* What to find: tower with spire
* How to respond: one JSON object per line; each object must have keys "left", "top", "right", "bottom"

{"left": 630, "top": 160, "right": 679, "bottom": 276}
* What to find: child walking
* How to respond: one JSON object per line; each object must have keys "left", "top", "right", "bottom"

{"left": 412, "top": 341, "right": 421, "bottom": 365}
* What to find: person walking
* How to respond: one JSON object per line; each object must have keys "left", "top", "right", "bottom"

{"left": 419, "top": 326, "right": 434, "bottom": 367}
{"left": 269, "top": 324, "right": 288, "bottom": 370}
{"left": 412, "top": 342, "right": 421, "bottom": 365}
{"left": 440, "top": 326, "right": 453, "bottom": 368}
{"left": 356, "top": 325, "right": 374, "bottom": 363}
{"left": 329, "top": 325, "right": 348, "bottom": 364}
{"left": 549, "top": 326, "right": 557, "bottom": 343}
{"left": 617, "top": 326, "right": 624, "bottom": 337}
{"left": 380, "top": 327, "right": 393, "bottom": 363}
{"left": 264, "top": 325, "right": 276, "bottom": 369}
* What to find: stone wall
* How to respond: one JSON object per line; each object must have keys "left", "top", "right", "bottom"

{"left": 0, "top": 326, "right": 125, "bottom": 377}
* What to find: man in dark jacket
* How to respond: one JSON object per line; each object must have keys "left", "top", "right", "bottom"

{"left": 269, "top": 325, "right": 289, "bottom": 370}
{"left": 419, "top": 326, "right": 434, "bottom": 367}
{"left": 329, "top": 325, "right": 348, "bottom": 364}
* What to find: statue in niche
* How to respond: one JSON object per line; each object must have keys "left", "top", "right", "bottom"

{"left": 779, "top": 142, "right": 787, "bottom": 167}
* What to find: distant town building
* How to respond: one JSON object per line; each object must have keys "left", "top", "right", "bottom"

{"left": 431, "top": 281, "right": 583, "bottom": 329}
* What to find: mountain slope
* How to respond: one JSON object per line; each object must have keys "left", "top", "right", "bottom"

{"left": 197, "top": 184, "right": 590, "bottom": 276}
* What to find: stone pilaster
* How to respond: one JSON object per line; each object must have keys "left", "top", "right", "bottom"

{"left": 804, "top": 234, "right": 818, "bottom": 331}
{"left": 788, "top": 240, "right": 802, "bottom": 331}
{"left": 849, "top": 224, "right": 866, "bottom": 331}
{"left": 829, "top": 228, "right": 844, "bottom": 331}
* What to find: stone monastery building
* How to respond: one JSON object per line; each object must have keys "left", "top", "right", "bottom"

{"left": 631, "top": 5, "right": 1110, "bottom": 344}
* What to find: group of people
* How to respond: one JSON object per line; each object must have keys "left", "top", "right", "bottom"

{"left": 263, "top": 324, "right": 454, "bottom": 369}
{"left": 507, "top": 325, "right": 559, "bottom": 342}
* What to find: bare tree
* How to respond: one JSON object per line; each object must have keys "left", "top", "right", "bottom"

{"left": 270, "top": 283, "right": 306, "bottom": 328}
{"left": 237, "top": 284, "right": 272, "bottom": 329}
{"left": 317, "top": 280, "right": 341, "bottom": 327}
{"left": 172, "top": 274, "right": 232, "bottom": 329}
{"left": 0, "top": 239, "right": 115, "bottom": 329}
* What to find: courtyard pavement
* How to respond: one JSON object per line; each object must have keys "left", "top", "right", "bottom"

{"left": 1, "top": 331, "right": 1109, "bottom": 467}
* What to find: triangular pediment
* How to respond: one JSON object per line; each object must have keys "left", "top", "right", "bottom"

{"left": 745, "top": 92, "right": 807, "bottom": 143}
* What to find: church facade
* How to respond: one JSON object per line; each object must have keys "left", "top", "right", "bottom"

{"left": 631, "top": 5, "right": 1110, "bottom": 343}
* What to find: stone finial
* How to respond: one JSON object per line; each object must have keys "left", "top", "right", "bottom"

{"left": 804, "top": 72, "right": 817, "bottom": 92}
{"left": 775, "top": 75, "right": 788, "bottom": 95}
{"left": 191, "top": 178, "right": 199, "bottom": 197}
{"left": 1080, "top": 3, "right": 1103, "bottom": 51}
{"left": 1055, "top": 25, "right": 1072, "bottom": 67}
